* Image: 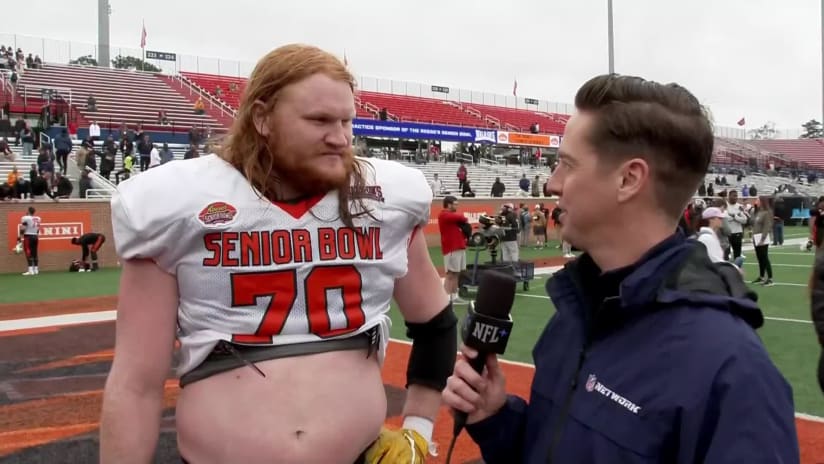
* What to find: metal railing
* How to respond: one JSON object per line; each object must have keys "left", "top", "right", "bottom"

{"left": 174, "top": 74, "right": 237, "bottom": 118}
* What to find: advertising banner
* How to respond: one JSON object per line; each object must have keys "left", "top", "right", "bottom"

{"left": 353, "top": 118, "right": 496, "bottom": 144}
{"left": 7, "top": 210, "right": 92, "bottom": 252}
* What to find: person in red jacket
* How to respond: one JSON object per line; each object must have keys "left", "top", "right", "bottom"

{"left": 438, "top": 195, "right": 468, "bottom": 303}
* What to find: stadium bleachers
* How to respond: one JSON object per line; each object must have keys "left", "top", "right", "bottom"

{"left": 180, "top": 72, "right": 245, "bottom": 111}
{"left": 463, "top": 103, "right": 567, "bottom": 134}
{"left": 16, "top": 64, "right": 223, "bottom": 132}
{"left": 749, "top": 139, "right": 824, "bottom": 170}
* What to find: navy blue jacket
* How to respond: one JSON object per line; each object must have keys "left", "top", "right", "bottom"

{"left": 467, "top": 235, "right": 799, "bottom": 463}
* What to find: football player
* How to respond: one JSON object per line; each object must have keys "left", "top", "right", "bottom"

{"left": 99, "top": 44, "right": 457, "bottom": 464}
{"left": 70, "top": 232, "right": 106, "bottom": 271}
{"left": 19, "top": 206, "right": 41, "bottom": 276}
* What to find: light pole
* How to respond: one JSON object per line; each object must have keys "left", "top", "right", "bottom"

{"left": 608, "top": 0, "right": 615, "bottom": 74}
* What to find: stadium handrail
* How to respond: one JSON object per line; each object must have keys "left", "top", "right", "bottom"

{"left": 174, "top": 74, "right": 238, "bottom": 119}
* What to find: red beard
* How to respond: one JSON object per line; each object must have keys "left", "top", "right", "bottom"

{"left": 267, "top": 136, "right": 355, "bottom": 197}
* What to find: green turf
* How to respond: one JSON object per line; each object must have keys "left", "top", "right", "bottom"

{"left": 2, "top": 233, "right": 823, "bottom": 417}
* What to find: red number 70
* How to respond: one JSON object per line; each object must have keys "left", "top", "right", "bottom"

{"left": 230, "top": 264, "right": 366, "bottom": 344}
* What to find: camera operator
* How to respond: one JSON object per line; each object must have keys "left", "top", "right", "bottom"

{"left": 499, "top": 203, "right": 520, "bottom": 263}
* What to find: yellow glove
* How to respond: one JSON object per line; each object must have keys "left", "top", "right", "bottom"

{"left": 364, "top": 427, "right": 431, "bottom": 463}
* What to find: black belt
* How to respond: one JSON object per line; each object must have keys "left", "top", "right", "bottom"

{"left": 179, "top": 326, "right": 381, "bottom": 388}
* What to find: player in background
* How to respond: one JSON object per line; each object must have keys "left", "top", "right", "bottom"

{"left": 18, "top": 206, "right": 41, "bottom": 276}
{"left": 100, "top": 44, "right": 456, "bottom": 464}
{"left": 70, "top": 232, "right": 106, "bottom": 271}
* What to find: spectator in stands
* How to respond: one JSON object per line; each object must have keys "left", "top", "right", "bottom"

{"left": 13, "top": 116, "right": 25, "bottom": 145}
{"left": 25, "top": 53, "right": 33, "bottom": 69}
{"left": 0, "top": 137, "right": 13, "bottom": 161}
{"left": 68, "top": 119, "right": 78, "bottom": 140}
{"left": 188, "top": 125, "right": 201, "bottom": 146}
{"left": 53, "top": 173, "right": 73, "bottom": 198}
{"left": 6, "top": 166, "right": 20, "bottom": 197}
{"left": 115, "top": 153, "right": 134, "bottom": 184}
{"left": 707, "top": 183, "right": 714, "bottom": 197}
{"left": 157, "top": 109, "right": 169, "bottom": 126}
{"left": 136, "top": 134, "right": 152, "bottom": 171}
{"left": 752, "top": 197, "right": 775, "bottom": 286}
{"left": 698, "top": 182, "right": 706, "bottom": 196}
{"left": 37, "top": 145, "right": 54, "bottom": 177}
{"left": 457, "top": 161, "right": 467, "bottom": 192}
{"left": 119, "top": 133, "right": 134, "bottom": 161}
{"left": 215, "top": 86, "right": 223, "bottom": 99}
{"left": 100, "top": 138, "right": 116, "bottom": 180}
{"left": 229, "top": 82, "right": 239, "bottom": 93}
{"left": 194, "top": 97, "right": 205, "bottom": 114}
{"left": 149, "top": 144, "right": 161, "bottom": 169}
{"left": 159, "top": 143, "right": 174, "bottom": 164}
{"left": 491, "top": 177, "right": 505, "bottom": 197}
{"left": 749, "top": 184, "right": 757, "bottom": 197}
{"left": 54, "top": 129, "right": 73, "bottom": 175}
{"left": 88, "top": 121, "right": 101, "bottom": 142}
{"left": 87, "top": 94, "right": 97, "bottom": 112}
{"left": 78, "top": 170, "right": 92, "bottom": 198}
{"left": 33, "top": 55, "right": 42, "bottom": 68}
{"left": 461, "top": 179, "right": 475, "bottom": 197}
{"left": 518, "top": 174, "right": 529, "bottom": 197}
{"left": 531, "top": 175, "right": 541, "bottom": 197}
{"left": 20, "top": 123, "right": 34, "bottom": 158}
{"left": 183, "top": 144, "right": 199, "bottom": 159}
{"left": 429, "top": 173, "right": 443, "bottom": 196}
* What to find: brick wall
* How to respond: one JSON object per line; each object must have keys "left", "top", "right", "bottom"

{"left": 0, "top": 200, "right": 116, "bottom": 274}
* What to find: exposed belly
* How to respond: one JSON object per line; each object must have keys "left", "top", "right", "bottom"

{"left": 175, "top": 349, "right": 386, "bottom": 464}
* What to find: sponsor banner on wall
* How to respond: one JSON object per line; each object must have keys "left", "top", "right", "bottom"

{"left": 496, "top": 131, "right": 562, "bottom": 148}
{"left": 353, "top": 118, "right": 496, "bottom": 144}
{"left": 6, "top": 210, "right": 92, "bottom": 252}
{"left": 423, "top": 198, "right": 558, "bottom": 237}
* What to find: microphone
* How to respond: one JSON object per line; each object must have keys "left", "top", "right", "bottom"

{"left": 452, "top": 270, "right": 517, "bottom": 436}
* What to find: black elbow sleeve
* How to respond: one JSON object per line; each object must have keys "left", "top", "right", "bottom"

{"left": 404, "top": 302, "right": 458, "bottom": 391}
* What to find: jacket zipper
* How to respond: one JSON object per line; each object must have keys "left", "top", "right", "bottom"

{"left": 545, "top": 295, "right": 618, "bottom": 463}
{"left": 545, "top": 341, "right": 590, "bottom": 464}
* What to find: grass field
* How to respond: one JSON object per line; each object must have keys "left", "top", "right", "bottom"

{"left": 1, "top": 227, "right": 822, "bottom": 419}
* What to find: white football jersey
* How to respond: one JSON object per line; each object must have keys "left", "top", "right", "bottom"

{"left": 20, "top": 215, "right": 41, "bottom": 236}
{"left": 111, "top": 154, "right": 432, "bottom": 377}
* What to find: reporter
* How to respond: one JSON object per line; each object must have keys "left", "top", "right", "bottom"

{"left": 443, "top": 74, "right": 798, "bottom": 463}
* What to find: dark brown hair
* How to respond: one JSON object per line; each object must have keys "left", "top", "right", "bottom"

{"left": 574, "top": 74, "right": 714, "bottom": 219}
{"left": 218, "top": 43, "right": 371, "bottom": 228}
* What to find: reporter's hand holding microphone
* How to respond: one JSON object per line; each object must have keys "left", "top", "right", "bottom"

{"left": 440, "top": 270, "right": 516, "bottom": 463}
{"left": 443, "top": 344, "right": 507, "bottom": 424}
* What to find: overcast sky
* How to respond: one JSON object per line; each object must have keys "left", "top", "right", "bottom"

{"left": 4, "top": 0, "right": 822, "bottom": 134}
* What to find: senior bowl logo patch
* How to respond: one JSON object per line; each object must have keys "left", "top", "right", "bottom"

{"left": 585, "top": 374, "right": 597, "bottom": 392}
{"left": 198, "top": 201, "right": 238, "bottom": 226}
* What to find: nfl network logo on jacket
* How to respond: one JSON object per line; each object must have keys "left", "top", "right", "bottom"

{"left": 585, "top": 374, "right": 642, "bottom": 415}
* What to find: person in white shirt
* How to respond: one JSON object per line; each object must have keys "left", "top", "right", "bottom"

{"left": 89, "top": 121, "right": 101, "bottom": 142}
{"left": 429, "top": 173, "right": 443, "bottom": 196}
{"left": 148, "top": 145, "right": 161, "bottom": 169}
{"left": 696, "top": 207, "right": 725, "bottom": 262}
{"left": 697, "top": 206, "right": 745, "bottom": 274}
{"left": 725, "top": 190, "right": 748, "bottom": 258}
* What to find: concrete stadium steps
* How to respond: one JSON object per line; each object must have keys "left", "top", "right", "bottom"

{"left": 15, "top": 64, "right": 222, "bottom": 132}
{"left": 398, "top": 160, "right": 549, "bottom": 198}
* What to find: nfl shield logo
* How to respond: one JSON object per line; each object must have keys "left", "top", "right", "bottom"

{"left": 585, "top": 374, "right": 597, "bottom": 392}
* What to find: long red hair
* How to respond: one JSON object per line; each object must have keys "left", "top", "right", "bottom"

{"left": 218, "top": 44, "right": 372, "bottom": 227}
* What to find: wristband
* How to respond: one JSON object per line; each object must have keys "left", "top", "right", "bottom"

{"left": 402, "top": 415, "right": 433, "bottom": 444}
